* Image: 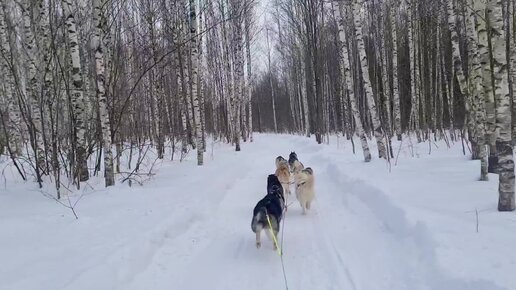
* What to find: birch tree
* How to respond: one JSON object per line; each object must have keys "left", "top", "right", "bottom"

{"left": 336, "top": 1, "right": 371, "bottom": 162}
{"left": 352, "top": 0, "right": 387, "bottom": 159}
{"left": 0, "top": 1, "right": 22, "bottom": 155}
{"left": 63, "top": 0, "right": 89, "bottom": 182}
{"left": 93, "top": 0, "right": 114, "bottom": 186}
{"left": 190, "top": 0, "right": 204, "bottom": 164}
{"left": 488, "top": 0, "right": 515, "bottom": 211}
{"left": 390, "top": 0, "right": 402, "bottom": 140}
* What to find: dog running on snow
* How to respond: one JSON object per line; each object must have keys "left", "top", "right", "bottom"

{"left": 275, "top": 159, "right": 291, "bottom": 195}
{"left": 295, "top": 167, "right": 315, "bottom": 215}
{"left": 251, "top": 174, "right": 285, "bottom": 249}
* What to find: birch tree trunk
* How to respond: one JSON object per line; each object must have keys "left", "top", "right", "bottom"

{"left": 190, "top": 0, "right": 203, "bottom": 164}
{"left": 147, "top": 5, "right": 164, "bottom": 160}
{"left": 182, "top": 16, "right": 195, "bottom": 148}
{"left": 447, "top": 0, "right": 471, "bottom": 147}
{"left": 473, "top": 0, "right": 497, "bottom": 172}
{"left": 407, "top": 0, "right": 420, "bottom": 140}
{"left": 231, "top": 0, "right": 244, "bottom": 151}
{"left": 93, "top": 0, "right": 114, "bottom": 186}
{"left": 37, "top": 0, "right": 52, "bottom": 173}
{"left": 442, "top": 41, "right": 454, "bottom": 138}
{"left": 390, "top": 1, "right": 402, "bottom": 140}
{"left": 266, "top": 28, "right": 278, "bottom": 133}
{"left": 245, "top": 10, "right": 253, "bottom": 142}
{"left": 0, "top": 2, "right": 22, "bottom": 155}
{"left": 466, "top": 0, "right": 487, "bottom": 180}
{"left": 174, "top": 20, "right": 189, "bottom": 154}
{"left": 380, "top": 4, "right": 393, "bottom": 138}
{"left": 488, "top": 0, "right": 515, "bottom": 211}
{"left": 301, "top": 53, "right": 310, "bottom": 137}
{"left": 509, "top": 0, "right": 516, "bottom": 146}
{"left": 22, "top": 0, "right": 46, "bottom": 175}
{"left": 353, "top": 0, "right": 387, "bottom": 159}
{"left": 63, "top": 0, "right": 89, "bottom": 182}
{"left": 336, "top": 2, "right": 371, "bottom": 162}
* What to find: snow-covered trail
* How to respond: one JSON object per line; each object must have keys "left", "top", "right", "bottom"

{"left": 123, "top": 136, "right": 356, "bottom": 290}
{"left": 0, "top": 134, "right": 512, "bottom": 290}
{"left": 115, "top": 135, "right": 503, "bottom": 290}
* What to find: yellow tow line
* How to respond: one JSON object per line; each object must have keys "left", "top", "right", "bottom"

{"left": 266, "top": 212, "right": 282, "bottom": 256}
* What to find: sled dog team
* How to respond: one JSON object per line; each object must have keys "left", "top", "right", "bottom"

{"left": 251, "top": 152, "right": 315, "bottom": 250}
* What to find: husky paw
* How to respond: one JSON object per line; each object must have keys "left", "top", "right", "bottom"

{"left": 256, "top": 241, "right": 261, "bottom": 249}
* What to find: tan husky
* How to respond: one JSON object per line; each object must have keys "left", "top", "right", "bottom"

{"left": 275, "top": 160, "right": 291, "bottom": 195}
{"left": 295, "top": 167, "right": 315, "bottom": 214}
{"left": 275, "top": 156, "right": 287, "bottom": 169}
{"left": 292, "top": 160, "right": 304, "bottom": 174}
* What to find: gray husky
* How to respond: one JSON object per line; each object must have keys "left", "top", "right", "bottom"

{"left": 251, "top": 175, "right": 285, "bottom": 249}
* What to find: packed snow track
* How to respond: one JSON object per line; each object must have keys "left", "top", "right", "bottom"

{"left": 0, "top": 134, "right": 512, "bottom": 290}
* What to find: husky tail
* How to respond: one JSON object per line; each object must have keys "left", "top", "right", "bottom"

{"left": 251, "top": 207, "right": 267, "bottom": 233}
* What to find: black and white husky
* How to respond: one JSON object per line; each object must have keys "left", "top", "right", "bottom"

{"left": 288, "top": 152, "right": 298, "bottom": 170}
{"left": 251, "top": 174, "right": 285, "bottom": 249}
{"left": 288, "top": 151, "right": 304, "bottom": 174}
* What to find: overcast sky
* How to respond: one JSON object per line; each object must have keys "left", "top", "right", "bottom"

{"left": 251, "top": 0, "right": 277, "bottom": 74}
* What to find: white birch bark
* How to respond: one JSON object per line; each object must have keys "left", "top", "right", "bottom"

{"left": 93, "top": 0, "right": 114, "bottom": 186}
{"left": 63, "top": 0, "right": 89, "bottom": 181}
{"left": 221, "top": 1, "right": 234, "bottom": 141}
{"left": 407, "top": 0, "right": 418, "bottom": 137}
{"left": 488, "top": 0, "right": 515, "bottom": 211}
{"left": 380, "top": 4, "right": 392, "bottom": 138}
{"left": 174, "top": 20, "right": 189, "bottom": 153}
{"left": 353, "top": 0, "right": 387, "bottom": 159}
{"left": 0, "top": 2, "right": 22, "bottom": 154}
{"left": 439, "top": 2, "right": 454, "bottom": 139}
{"left": 509, "top": 0, "right": 516, "bottom": 145}
{"left": 182, "top": 19, "right": 194, "bottom": 147}
{"left": 466, "top": 0, "right": 487, "bottom": 180}
{"left": 198, "top": 3, "right": 206, "bottom": 151}
{"left": 474, "top": 0, "right": 496, "bottom": 164}
{"left": 266, "top": 28, "right": 278, "bottom": 133}
{"left": 190, "top": 0, "right": 203, "bottom": 164}
{"left": 390, "top": 1, "right": 402, "bottom": 140}
{"left": 447, "top": 0, "right": 471, "bottom": 141}
{"left": 37, "top": 0, "right": 52, "bottom": 167}
{"left": 245, "top": 11, "right": 253, "bottom": 142}
{"left": 336, "top": 2, "right": 371, "bottom": 162}
{"left": 300, "top": 54, "right": 310, "bottom": 137}
{"left": 231, "top": 0, "right": 244, "bottom": 150}
{"left": 22, "top": 0, "right": 46, "bottom": 172}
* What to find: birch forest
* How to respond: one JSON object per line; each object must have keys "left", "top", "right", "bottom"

{"left": 0, "top": 0, "right": 515, "bottom": 212}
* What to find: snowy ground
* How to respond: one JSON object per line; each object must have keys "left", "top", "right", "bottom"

{"left": 1, "top": 133, "right": 515, "bottom": 290}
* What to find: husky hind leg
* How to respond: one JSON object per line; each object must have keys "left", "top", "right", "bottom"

{"left": 255, "top": 225, "right": 262, "bottom": 248}
{"left": 282, "top": 183, "right": 291, "bottom": 195}
{"left": 299, "top": 199, "right": 307, "bottom": 215}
